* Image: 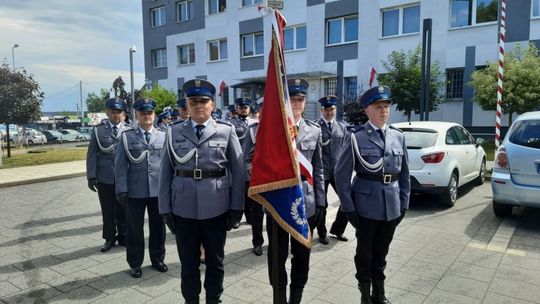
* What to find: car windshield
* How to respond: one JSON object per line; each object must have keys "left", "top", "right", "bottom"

{"left": 399, "top": 128, "right": 439, "bottom": 149}
{"left": 509, "top": 119, "right": 540, "bottom": 149}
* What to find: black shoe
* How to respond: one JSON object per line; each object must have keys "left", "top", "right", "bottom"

{"left": 332, "top": 234, "right": 349, "bottom": 242}
{"left": 253, "top": 245, "right": 263, "bottom": 256}
{"left": 151, "top": 262, "right": 168, "bottom": 273}
{"left": 117, "top": 238, "right": 126, "bottom": 247}
{"left": 233, "top": 222, "right": 240, "bottom": 229}
{"left": 319, "top": 234, "right": 329, "bottom": 245}
{"left": 130, "top": 267, "right": 142, "bottom": 278}
{"left": 100, "top": 240, "right": 115, "bottom": 252}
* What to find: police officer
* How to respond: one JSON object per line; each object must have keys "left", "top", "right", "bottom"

{"left": 86, "top": 98, "right": 130, "bottom": 252}
{"left": 156, "top": 110, "right": 172, "bottom": 131}
{"left": 230, "top": 97, "right": 258, "bottom": 228}
{"left": 250, "top": 104, "right": 260, "bottom": 120}
{"left": 171, "top": 109, "right": 180, "bottom": 122}
{"left": 115, "top": 98, "right": 168, "bottom": 278}
{"left": 211, "top": 108, "right": 223, "bottom": 121}
{"left": 334, "top": 86, "right": 410, "bottom": 304}
{"left": 227, "top": 104, "right": 237, "bottom": 121}
{"left": 158, "top": 79, "right": 244, "bottom": 304}
{"left": 316, "top": 96, "right": 349, "bottom": 245}
{"left": 178, "top": 98, "right": 190, "bottom": 121}
{"left": 267, "top": 78, "right": 325, "bottom": 304}
{"left": 242, "top": 97, "right": 265, "bottom": 256}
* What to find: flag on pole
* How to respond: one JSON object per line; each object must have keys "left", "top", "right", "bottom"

{"left": 368, "top": 65, "right": 377, "bottom": 87}
{"left": 248, "top": 7, "right": 311, "bottom": 248}
{"left": 218, "top": 80, "right": 227, "bottom": 96}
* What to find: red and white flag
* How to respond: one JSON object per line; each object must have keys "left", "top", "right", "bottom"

{"left": 218, "top": 80, "right": 227, "bottom": 96}
{"left": 368, "top": 65, "right": 377, "bottom": 87}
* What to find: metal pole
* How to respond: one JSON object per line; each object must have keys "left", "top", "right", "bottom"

{"left": 420, "top": 19, "right": 432, "bottom": 121}
{"left": 425, "top": 19, "right": 432, "bottom": 121}
{"left": 271, "top": 217, "right": 280, "bottom": 304}
{"left": 495, "top": 0, "right": 507, "bottom": 150}
{"left": 11, "top": 44, "right": 19, "bottom": 71}
{"left": 130, "top": 46, "right": 137, "bottom": 122}
{"left": 80, "top": 81, "right": 85, "bottom": 127}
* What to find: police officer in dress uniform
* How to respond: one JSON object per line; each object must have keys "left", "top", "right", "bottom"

{"left": 171, "top": 109, "right": 180, "bottom": 122}
{"left": 315, "top": 96, "right": 350, "bottom": 245}
{"left": 242, "top": 97, "right": 265, "bottom": 256}
{"left": 230, "top": 97, "right": 258, "bottom": 228}
{"left": 267, "top": 78, "right": 325, "bottom": 304}
{"left": 158, "top": 79, "right": 244, "bottom": 304}
{"left": 334, "top": 86, "right": 410, "bottom": 304}
{"left": 178, "top": 98, "right": 190, "bottom": 121}
{"left": 227, "top": 104, "right": 237, "bottom": 121}
{"left": 157, "top": 110, "right": 172, "bottom": 131}
{"left": 211, "top": 108, "right": 223, "bottom": 121}
{"left": 250, "top": 104, "right": 260, "bottom": 120}
{"left": 115, "top": 98, "right": 168, "bottom": 278}
{"left": 87, "top": 98, "right": 131, "bottom": 252}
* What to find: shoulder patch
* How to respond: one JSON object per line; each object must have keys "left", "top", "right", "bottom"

{"left": 388, "top": 125, "right": 403, "bottom": 133}
{"left": 350, "top": 125, "right": 364, "bottom": 133}
{"left": 304, "top": 119, "right": 320, "bottom": 128}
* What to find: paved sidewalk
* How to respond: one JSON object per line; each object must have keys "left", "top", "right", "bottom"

{"left": 0, "top": 161, "right": 86, "bottom": 188}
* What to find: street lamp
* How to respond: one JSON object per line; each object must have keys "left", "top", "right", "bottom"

{"left": 129, "top": 45, "right": 136, "bottom": 121}
{"left": 11, "top": 44, "right": 19, "bottom": 70}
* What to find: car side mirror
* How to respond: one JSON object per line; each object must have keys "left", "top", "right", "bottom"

{"left": 475, "top": 137, "right": 485, "bottom": 147}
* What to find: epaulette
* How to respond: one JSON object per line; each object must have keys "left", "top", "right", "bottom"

{"left": 124, "top": 124, "right": 134, "bottom": 130}
{"left": 217, "top": 120, "right": 232, "bottom": 126}
{"left": 95, "top": 122, "right": 105, "bottom": 127}
{"left": 388, "top": 125, "right": 403, "bottom": 132}
{"left": 123, "top": 128, "right": 135, "bottom": 133}
{"left": 248, "top": 121, "right": 259, "bottom": 128}
{"left": 172, "top": 119, "right": 184, "bottom": 125}
{"left": 349, "top": 125, "right": 364, "bottom": 133}
{"left": 304, "top": 119, "right": 320, "bottom": 128}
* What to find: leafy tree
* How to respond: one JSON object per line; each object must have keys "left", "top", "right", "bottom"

{"left": 86, "top": 88, "right": 110, "bottom": 112}
{"left": 470, "top": 43, "right": 540, "bottom": 125}
{"left": 343, "top": 102, "right": 368, "bottom": 126}
{"left": 0, "top": 63, "right": 44, "bottom": 157}
{"left": 143, "top": 84, "right": 177, "bottom": 114}
{"left": 378, "top": 45, "right": 445, "bottom": 121}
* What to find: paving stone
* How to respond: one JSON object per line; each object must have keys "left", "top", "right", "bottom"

{"left": 0, "top": 281, "right": 20, "bottom": 297}
{"left": 46, "top": 285, "right": 104, "bottom": 303}
{"left": 435, "top": 274, "right": 489, "bottom": 299}
{"left": 489, "top": 276, "right": 540, "bottom": 303}
{"left": 400, "top": 259, "right": 448, "bottom": 280}
{"left": 3, "top": 283, "right": 62, "bottom": 303}
{"left": 91, "top": 287, "right": 152, "bottom": 304}
{"left": 223, "top": 277, "right": 272, "bottom": 303}
{"left": 386, "top": 271, "right": 438, "bottom": 296}
{"left": 482, "top": 292, "right": 536, "bottom": 304}
{"left": 423, "top": 288, "right": 482, "bottom": 304}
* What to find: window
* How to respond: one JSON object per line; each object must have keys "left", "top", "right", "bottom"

{"left": 326, "top": 15, "right": 358, "bottom": 45}
{"left": 382, "top": 5, "right": 420, "bottom": 37}
{"left": 534, "top": 0, "right": 540, "bottom": 17}
{"left": 454, "top": 127, "right": 473, "bottom": 144}
{"left": 151, "top": 48, "right": 167, "bottom": 68}
{"left": 241, "top": 33, "right": 264, "bottom": 57}
{"left": 446, "top": 68, "right": 464, "bottom": 99}
{"left": 450, "top": 0, "right": 498, "bottom": 28}
{"left": 208, "top": 39, "right": 228, "bottom": 61}
{"left": 345, "top": 77, "right": 358, "bottom": 103}
{"left": 177, "top": 44, "right": 195, "bottom": 65}
{"left": 150, "top": 6, "right": 166, "bottom": 27}
{"left": 242, "top": 0, "right": 263, "bottom": 7}
{"left": 509, "top": 119, "right": 540, "bottom": 149}
{"left": 283, "top": 25, "right": 307, "bottom": 51}
{"left": 208, "top": 0, "right": 226, "bottom": 14}
{"left": 325, "top": 78, "right": 337, "bottom": 96}
{"left": 177, "top": 0, "right": 195, "bottom": 22}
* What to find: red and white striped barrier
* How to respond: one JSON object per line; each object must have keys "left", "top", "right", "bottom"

{"left": 496, "top": 0, "right": 506, "bottom": 150}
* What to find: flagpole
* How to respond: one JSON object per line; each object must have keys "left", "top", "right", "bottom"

{"left": 272, "top": 217, "right": 280, "bottom": 304}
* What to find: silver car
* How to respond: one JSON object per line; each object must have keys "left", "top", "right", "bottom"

{"left": 491, "top": 111, "right": 540, "bottom": 217}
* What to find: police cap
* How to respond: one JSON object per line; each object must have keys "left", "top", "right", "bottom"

{"left": 106, "top": 98, "right": 126, "bottom": 111}
{"left": 183, "top": 79, "right": 215, "bottom": 99}
{"left": 235, "top": 97, "right": 252, "bottom": 107}
{"left": 177, "top": 98, "right": 187, "bottom": 109}
{"left": 133, "top": 98, "right": 157, "bottom": 111}
{"left": 318, "top": 95, "right": 338, "bottom": 108}
{"left": 359, "top": 85, "right": 392, "bottom": 108}
{"left": 287, "top": 78, "right": 309, "bottom": 97}
{"left": 228, "top": 104, "right": 237, "bottom": 113}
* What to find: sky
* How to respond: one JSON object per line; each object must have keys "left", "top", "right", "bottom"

{"left": 0, "top": 0, "right": 146, "bottom": 113}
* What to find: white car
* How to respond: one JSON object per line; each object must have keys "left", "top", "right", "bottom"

{"left": 491, "top": 111, "right": 540, "bottom": 217}
{"left": 7, "top": 129, "right": 47, "bottom": 145}
{"left": 391, "top": 121, "right": 487, "bottom": 207}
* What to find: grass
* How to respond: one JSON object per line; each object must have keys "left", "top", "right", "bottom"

{"left": 481, "top": 141, "right": 496, "bottom": 161}
{"left": 1, "top": 148, "right": 87, "bottom": 169}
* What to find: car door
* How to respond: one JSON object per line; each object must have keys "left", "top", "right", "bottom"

{"left": 453, "top": 126, "right": 477, "bottom": 183}
{"left": 507, "top": 118, "right": 540, "bottom": 187}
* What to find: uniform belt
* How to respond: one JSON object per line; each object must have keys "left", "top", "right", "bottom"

{"left": 356, "top": 173, "right": 399, "bottom": 184}
{"left": 176, "top": 169, "right": 226, "bottom": 180}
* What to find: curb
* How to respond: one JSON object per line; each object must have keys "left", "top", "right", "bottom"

{"left": 0, "top": 172, "right": 86, "bottom": 189}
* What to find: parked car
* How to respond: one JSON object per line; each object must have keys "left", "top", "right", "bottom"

{"left": 57, "top": 129, "right": 86, "bottom": 141}
{"left": 42, "top": 130, "right": 63, "bottom": 143}
{"left": 491, "top": 111, "right": 540, "bottom": 217}
{"left": 391, "top": 121, "right": 486, "bottom": 207}
{"left": 7, "top": 129, "right": 47, "bottom": 145}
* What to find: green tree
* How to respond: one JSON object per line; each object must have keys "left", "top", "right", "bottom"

{"left": 343, "top": 102, "right": 368, "bottom": 126}
{"left": 378, "top": 45, "right": 445, "bottom": 121}
{"left": 0, "top": 63, "right": 44, "bottom": 157}
{"left": 86, "top": 88, "right": 110, "bottom": 112}
{"left": 470, "top": 43, "right": 540, "bottom": 125}
{"left": 143, "top": 84, "right": 177, "bottom": 114}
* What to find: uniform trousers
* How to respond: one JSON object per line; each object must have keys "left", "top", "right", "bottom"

{"left": 97, "top": 182, "right": 125, "bottom": 242}
{"left": 125, "top": 197, "right": 165, "bottom": 268}
{"left": 316, "top": 178, "right": 348, "bottom": 237}
{"left": 174, "top": 213, "right": 227, "bottom": 302}
{"left": 266, "top": 216, "right": 315, "bottom": 289}
{"left": 354, "top": 216, "right": 399, "bottom": 283}
{"left": 246, "top": 184, "right": 264, "bottom": 247}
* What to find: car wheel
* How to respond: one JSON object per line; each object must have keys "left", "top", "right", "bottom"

{"left": 493, "top": 200, "right": 513, "bottom": 217}
{"left": 473, "top": 159, "right": 486, "bottom": 186}
{"left": 441, "top": 171, "right": 458, "bottom": 207}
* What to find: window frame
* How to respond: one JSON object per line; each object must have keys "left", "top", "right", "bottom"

{"left": 241, "top": 32, "right": 264, "bottom": 58}
{"left": 449, "top": 0, "right": 498, "bottom": 29}
{"left": 326, "top": 15, "right": 358, "bottom": 46}
{"left": 208, "top": 0, "right": 226, "bottom": 15}
{"left": 533, "top": 0, "right": 540, "bottom": 18}
{"left": 208, "top": 38, "right": 228, "bottom": 62}
{"left": 283, "top": 24, "right": 307, "bottom": 52}
{"left": 151, "top": 48, "right": 167, "bottom": 68}
{"left": 177, "top": 43, "right": 196, "bottom": 65}
{"left": 381, "top": 4, "right": 421, "bottom": 37}
{"left": 177, "top": 0, "right": 195, "bottom": 22}
{"left": 446, "top": 68, "right": 464, "bottom": 100}
{"left": 150, "top": 6, "right": 166, "bottom": 28}
{"left": 242, "top": 0, "right": 263, "bottom": 7}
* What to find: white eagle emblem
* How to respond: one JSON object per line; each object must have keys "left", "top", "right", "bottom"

{"left": 290, "top": 197, "right": 307, "bottom": 226}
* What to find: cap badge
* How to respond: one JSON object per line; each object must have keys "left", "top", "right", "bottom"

{"left": 195, "top": 80, "right": 201, "bottom": 87}
{"left": 295, "top": 79, "right": 301, "bottom": 86}
{"left": 378, "top": 86, "right": 385, "bottom": 94}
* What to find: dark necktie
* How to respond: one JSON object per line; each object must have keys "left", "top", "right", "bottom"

{"left": 327, "top": 122, "right": 332, "bottom": 132}
{"left": 144, "top": 131, "right": 150, "bottom": 144}
{"left": 112, "top": 126, "right": 118, "bottom": 137}
{"left": 195, "top": 125, "right": 205, "bottom": 139}
{"left": 377, "top": 129, "right": 385, "bottom": 144}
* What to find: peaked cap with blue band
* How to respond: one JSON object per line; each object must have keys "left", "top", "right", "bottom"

{"left": 318, "top": 95, "right": 338, "bottom": 108}
{"left": 183, "top": 79, "right": 215, "bottom": 99}
{"left": 287, "top": 78, "right": 309, "bottom": 96}
{"left": 106, "top": 98, "right": 127, "bottom": 111}
{"left": 176, "top": 98, "right": 187, "bottom": 109}
{"left": 250, "top": 105, "right": 260, "bottom": 113}
{"left": 359, "top": 85, "right": 392, "bottom": 108}
{"left": 133, "top": 98, "right": 157, "bottom": 111}
{"left": 171, "top": 109, "right": 180, "bottom": 117}
{"left": 158, "top": 111, "right": 172, "bottom": 120}
{"left": 235, "top": 97, "right": 252, "bottom": 107}
{"left": 228, "top": 104, "right": 237, "bottom": 113}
